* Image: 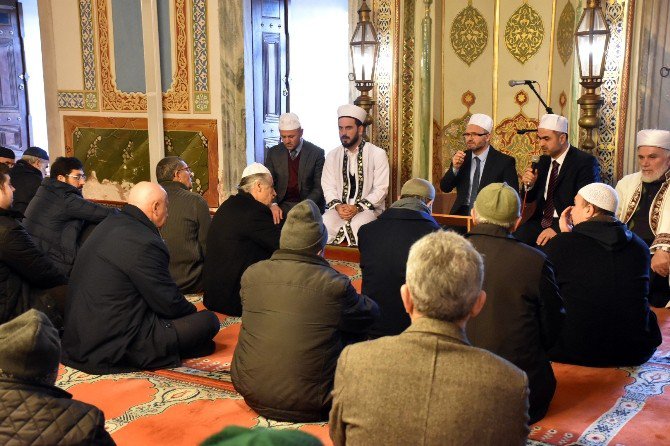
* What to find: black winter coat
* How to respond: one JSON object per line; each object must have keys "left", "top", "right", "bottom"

{"left": 9, "top": 160, "right": 42, "bottom": 215}
{"left": 0, "top": 378, "right": 115, "bottom": 445}
{"left": 545, "top": 218, "right": 662, "bottom": 366}
{"left": 62, "top": 205, "right": 197, "bottom": 374}
{"left": 203, "top": 192, "right": 280, "bottom": 316}
{"left": 465, "top": 223, "right": 565, "bottom": 423}
{"left": 358, "top": 207, "right": 440, "bottom": 338}
{"left": 23, "top": 178, "right": 116, "bottom": 276}
{"left": 0, "top": 208, "right": 66, "bottom": 324}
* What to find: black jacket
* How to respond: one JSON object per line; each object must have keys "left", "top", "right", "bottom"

{"left": 544, "top": 218, "right": 662, "bottom": 366}
{"left": 439, "top": 146, "right": 519, "bottom": 215}
{"left": 23, "top": 178, "right": 116, "bottom": 276}
{"left": 9, "top": 160, "right": 43, "bottom": 215}
{"left": 232, "top": 250, "right": 378, "bottom": 422}
{"left": 203, "top": 192, "right": 280, "bottom": 316}
{"left": 465, "top": 223, "right": 564, "bottom": 423}
{"left": 0, "top": 208, "right": 66, "bottom": 324}
{"left": 0, "top": 378, "right": 115, "bottom": 445}
{"left": 265, "top": 140, "right": 326, "bottom": 211}
{"left": 62, "top": 205, "right": 197, "bottom": 374}
{"left": 358, "top": 207, "right": 440, "bottom": 337}
{"left": 516, "top": 146, "right": 601, "bottom": 242}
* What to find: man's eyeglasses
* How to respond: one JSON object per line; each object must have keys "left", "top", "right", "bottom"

{"left": 177, "top": 166, "right": 192, "bottom": 174}
{"left": 462, "top": 132, "right": 489, "bottom": 138}
{"left": 67, "top": 174, "right": 86, "bottom": 181}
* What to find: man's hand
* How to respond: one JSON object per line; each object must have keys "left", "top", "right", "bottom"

{"left": 651, "top": 249, "right": 670, "bottom": 277}
{"left": 521, "top": 166, "right": 539, "bottom": 190}
{"left": 536, "top": 228, "right": 557, "bottom": 246}
{"left": 559, "top": 206, "right": 574, "bottom": 233}
{"left": 336, "top": 204, "right": 358, "bottom": 221}
{"left": 452, "top": 150, "right": 466, "bottom": 170}
{"left": 270, "top": 204, "right": 283, "bottom": 225}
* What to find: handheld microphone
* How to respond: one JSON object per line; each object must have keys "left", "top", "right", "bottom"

{"left": 508, "top": 79, "right": 536, "bottom": 87}
{"left": 516, "top": 129, "right": 538, "bottom": 134}
{"left": 531, "top": 155, "right": 540, "bottom": 171}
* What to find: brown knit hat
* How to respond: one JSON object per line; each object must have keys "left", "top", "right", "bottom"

{"left": 0, "top": 310, "right": 61, "bottom": 385}
{"left": 280, "top": 200, "right": 327, "bottom": 254}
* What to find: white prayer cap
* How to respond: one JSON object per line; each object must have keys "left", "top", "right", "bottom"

{"left": 241, "top": 162, "right": 271, "bottom": 179}
{"left": 467, "top": 113, "right": 493, "bottom": 133}
{"left": 578, "top": 182, "right": 618, "bottom": 213}
{"left": 636, "top": 129, "right": 670, "bottom": 151}
{"left": 278, "top": 113, "right": 301, "bottom": 131}
{"left": 539, "top": 114, "right": 568, "bottom": 134}
{"left": 337, "top": 104, "right": 368, "bottom": 124}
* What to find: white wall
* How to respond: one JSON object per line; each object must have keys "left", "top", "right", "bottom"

{"left": 288, "top": 0, "right": 349, "bottom": 153}
{"left": 19, "top": 0, "right": 48, "bottom": 151}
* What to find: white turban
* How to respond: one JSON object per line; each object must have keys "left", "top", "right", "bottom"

{"left": 468, "top": 113, "right": 493, "bottom": 133}
{"left": 539, "top": 114, "right": 568, "bottom": 134}
{"left": 578, "top": 182, "right": 618, "bottom": 213}
{"left": 636, "top": 129, "right": 670, "bottom": 151}
{"left": 337, "top": 104, "right": 368, "bottom": 124}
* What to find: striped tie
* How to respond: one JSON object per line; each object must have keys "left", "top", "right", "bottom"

{"left": 469, "top": 156, "right": 481, "bottom": 209}
{"left": 541, "top": 161, "right": 559, "bottom": 229}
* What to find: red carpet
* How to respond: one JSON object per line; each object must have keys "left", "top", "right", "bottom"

{"left": 56, "top": 250, "right": 669, "bottom": 445}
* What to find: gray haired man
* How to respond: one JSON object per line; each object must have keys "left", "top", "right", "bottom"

{"left": 330, "top": 231, "right": 529, "bottom": 445}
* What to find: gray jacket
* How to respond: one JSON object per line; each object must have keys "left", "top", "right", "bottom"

{"left": 231, "top": 249, "right": 378, "bottom": 422}
{"left": 159, "top": 181, "right": 210, "bottom": 293}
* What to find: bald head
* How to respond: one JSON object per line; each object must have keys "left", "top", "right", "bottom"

{"left": 128, "top": 182, "right": 169, "bottom": 228}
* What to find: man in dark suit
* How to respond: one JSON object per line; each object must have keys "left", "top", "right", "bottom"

{"left": 265, "top": 113, "right": 325, "bottom": 224}
{"left": 9, "top": 147, "right": 49, "bottom": 215}
{"left": 466, "top": 182, "right": 564, "bottom": 424}
{"left": 329, "top": 231, "right": 529, "bottom": 445}
{"left": 203, "top": 163, "right": 280, "bottom": 316}
{"left": 358, "top": 178, "right": 440, "bottom": 338}
{"left": 515, "top": 114, "right": 601, "bottom": 247}
{"left": 440, "top": 113, "right": 519, "bottom": 215}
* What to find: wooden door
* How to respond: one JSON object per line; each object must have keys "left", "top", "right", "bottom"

{"left": 0, "top": 0, "right": 28, "bottom": 153}
{"left": 251, "top": 0, "right": 288, "bottom": 162}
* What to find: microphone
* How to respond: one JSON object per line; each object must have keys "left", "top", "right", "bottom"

{"left": 508, "top": 79, "right": 536, "bottom": 87}
{"left": 531, "top": 155, "right": 540, "bottom": 171}
{"left": 516, "top": 129, "right": 538, "bottom": 134}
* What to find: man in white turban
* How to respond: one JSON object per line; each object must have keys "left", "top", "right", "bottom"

{"left": 615, "top": 129, "right": 670, "bottom": 307}
{"left": 321, "top": 104, "right": 389, "bottom": 246}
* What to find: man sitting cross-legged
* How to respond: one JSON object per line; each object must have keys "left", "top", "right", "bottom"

{"left": 329, "top": 231, "right": 530, "bottom": 445}
{"left": 466, "top": 182, "right": 565, "bottom": 424}
{"left": 231, "top": 199, "right": 379, "bottom": 422}
{"left": 62, "top": 182, "right": 220, "bottom": 374}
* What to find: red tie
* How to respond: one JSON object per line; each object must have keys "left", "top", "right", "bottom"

{"left": 541, "top": 161, "right": 559, "bottom": 229}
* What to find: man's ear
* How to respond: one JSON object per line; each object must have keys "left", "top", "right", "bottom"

{"left": 401, "top": 284, "right": 414, "bottom": 315}
{"left": 469, "top": 291, "right": 487, "bottom": 319}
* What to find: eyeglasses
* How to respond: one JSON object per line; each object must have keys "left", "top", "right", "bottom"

{"left": 462, "top": 132, "right": 489, "bottom": 138}
{"left": 67, "top": 174, "right": 86, "bottom": 181}
{"left": 177, "top": 166, "right": 192, "bottom": 174}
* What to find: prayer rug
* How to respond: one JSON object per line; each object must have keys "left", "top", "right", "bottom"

{"left": 528, "top": 307, "right": 670, "bottom": 446}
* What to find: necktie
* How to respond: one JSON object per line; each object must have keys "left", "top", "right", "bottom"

{"left": 469, "top": 156, "right": 481, "bottom": 208}
{"left": 541, "top": 160, "right": 560, "bottom": 229}
{"left": 290, "top": 150, "right": 297, "bottom": 160}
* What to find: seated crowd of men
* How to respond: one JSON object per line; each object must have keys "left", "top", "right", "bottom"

{"left": 0, "top": 104, "right": 667, "bottom": 445}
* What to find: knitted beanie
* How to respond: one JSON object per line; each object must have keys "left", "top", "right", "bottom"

{"left": 280, "top": 200, "right": 327, "bottom": 254}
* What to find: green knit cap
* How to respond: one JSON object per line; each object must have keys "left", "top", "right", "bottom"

{"left": 401, "top": 178, "right": 435, "bottom": 200}
{"left": 473, "top": 182, "right": 520, "bottom": 226}
{"left": 280, "top": 200, "right": 327, "bottom": 254}
{"left": 201, "top": 426, "right": 323, "bottom": 446}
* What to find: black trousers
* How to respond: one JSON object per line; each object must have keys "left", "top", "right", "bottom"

{"left": 172, "top": 310, "right": 220, "bottom": 359}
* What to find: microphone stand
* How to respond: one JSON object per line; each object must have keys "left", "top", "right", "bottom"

{"left": 526, "top": 82, "right": 553, "bottom": 114}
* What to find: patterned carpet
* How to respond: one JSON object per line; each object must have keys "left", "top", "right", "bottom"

{"left": 55, "top": 250, "right": 669, "bottom": 445}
